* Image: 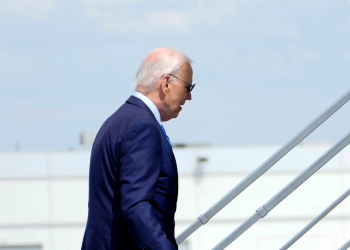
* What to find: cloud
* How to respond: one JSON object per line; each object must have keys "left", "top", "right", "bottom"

{"left": 239, "top": 48, "right": 293, "bottom": 74}
{"left": 230, "top": 16, "right": 301, "bottom": 40}
{"left": 76, "top": 0, "right": 301, "bottom": 41}
{"left": 335, "top": 17, "right": 350, "bottom": 32}
{"left": 0, "top": 0, "right": 301, "bottom": 40}
{"left": 344, "top": 52, "right": 350, "bottom": 59}
{"left": 82, "top": 8, "right": 189, "bottom": 33}
{"left": 229, "top": 48, "right": 294, "bottom": 75}
{"left": 77, "top": 0, "right": 261, "bottom": 34}
{"left": 8, "top": 104, "right": 110, "bottom": 121}
{"left": 0, "top": 0, "right": 62, "bottom": 20}
{"left": 0, "top": 51, "right": 47, "bottom": 77}
{"left": 285, "top": 46, "right": 322, "bottom": 64}
{"left": 344, "top": 17, "right": 350, "bottom": 31}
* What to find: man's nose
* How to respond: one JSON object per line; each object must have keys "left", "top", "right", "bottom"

{"left": 186, "top": 92, "right": 192, "bottom": 101}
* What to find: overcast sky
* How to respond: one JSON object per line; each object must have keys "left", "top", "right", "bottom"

{"left": 0, "top": 0, "right": 350, "bottom": 151}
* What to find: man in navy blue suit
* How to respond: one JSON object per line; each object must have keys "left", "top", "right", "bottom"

{"left": 81, "top": 48, "right": 195, "bottom": 250}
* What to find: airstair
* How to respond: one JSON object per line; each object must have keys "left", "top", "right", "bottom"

{"left": 176, "top": 89, "right": 350, "bottom": 250}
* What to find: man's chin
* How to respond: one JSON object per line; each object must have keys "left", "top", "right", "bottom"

{"left": 163, "top": 109, "right": 181, "bottom": 121}
{"left": 172, "top": 111, "right": 180, "bottom": 119}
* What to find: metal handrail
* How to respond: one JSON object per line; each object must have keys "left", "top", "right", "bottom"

{"left": 280, "top": 188, "right": 350, "bottom": 249}
{"left": 176, "top": 89, "right": 350, "bottom": 245}
{"left": 339, "top": 238, "right": 350, "bottom": 250}
{"left": 212, "top": 131, "right": 350, "bottom": 250}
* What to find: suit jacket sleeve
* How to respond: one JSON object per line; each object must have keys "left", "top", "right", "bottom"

{"left": 118, "top": 118, "right": 177, "bottom": 250}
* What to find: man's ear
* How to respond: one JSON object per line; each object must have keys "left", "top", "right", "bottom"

{"left": 161, "top": 75, "right": 171, "bottom": 93}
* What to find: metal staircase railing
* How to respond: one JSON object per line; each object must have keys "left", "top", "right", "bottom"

{"left": 280, "top": 187, "right": 350, "bottom": 249}
{"left": 213, "top": 132, "right": 350, "bottom": 249}
{"left": 176, "top": 89, "right": 350, "bottom": 249}
{"left": 339, "top": 238, "right": 350, "bottom": 250}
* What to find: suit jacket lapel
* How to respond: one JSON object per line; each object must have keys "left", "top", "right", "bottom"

{"left": 125, "top": 96, "right": 178, "bottom": 169}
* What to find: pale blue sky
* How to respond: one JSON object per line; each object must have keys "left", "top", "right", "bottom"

{"left": 0, "top": 0, "right": 350, "bottom": 151}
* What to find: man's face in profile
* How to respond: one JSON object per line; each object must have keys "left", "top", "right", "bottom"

{"left": 162, "top": 62, "right": 193, "bottom": 121}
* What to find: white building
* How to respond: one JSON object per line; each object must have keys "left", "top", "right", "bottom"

{"left": 1, "top": 143, "right": 350, "bottom": 250}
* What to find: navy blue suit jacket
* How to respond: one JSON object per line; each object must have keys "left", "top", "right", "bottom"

{"left": 81, "top": 96, "right": 179, "bottom": 250}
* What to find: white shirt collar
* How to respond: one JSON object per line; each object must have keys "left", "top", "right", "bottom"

{"left": 133, "top": 92, "right": 161, "bottom": 124}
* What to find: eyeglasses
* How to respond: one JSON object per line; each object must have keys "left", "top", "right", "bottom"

{"left": 168, "top": 74, "right": 196, "bottom": 93}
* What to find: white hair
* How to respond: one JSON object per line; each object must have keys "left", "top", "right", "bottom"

{"left": 132, "top": 48, "right": 192, "bottom": 94}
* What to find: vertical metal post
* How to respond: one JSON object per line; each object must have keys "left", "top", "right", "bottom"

{"left": 176, "top": 89, "right": 350, "bottom": 245}
{"left": 280, "top": 188, "right": 350, "bottom": 249}
{"left": 212, "top": 132, "right": 350, "bottom": 250}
